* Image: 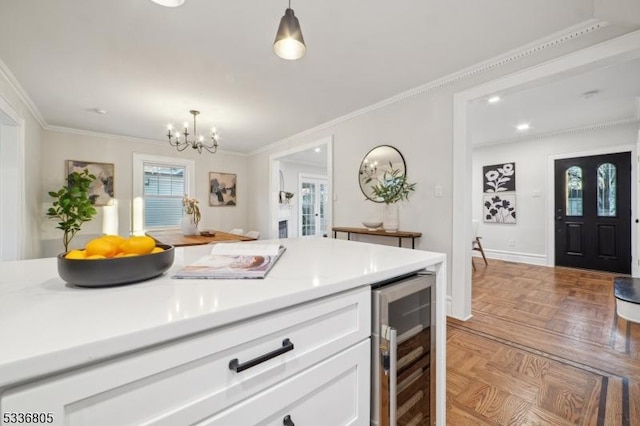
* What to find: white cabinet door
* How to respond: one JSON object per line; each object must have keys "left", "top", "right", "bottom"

{"left": 199, "top": 339, "right": 371, "bottom": 426}
{"left": 1, "top": 288, "right": 370, "bottom": 426}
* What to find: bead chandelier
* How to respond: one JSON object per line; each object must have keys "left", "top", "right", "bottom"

{"left": 167, "top": 110, "right": 219, "bottom": 154}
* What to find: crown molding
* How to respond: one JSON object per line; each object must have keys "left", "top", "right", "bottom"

{"left": 473, "top": 118, "right": 640, "bottom": 148}
{"left": 249, "top": 19, "right": 610, "bottom": 157}
{"left": 45, "top": 125, "right": 248, "bottom": 157}
{"left": 0, "top": 57, "right": 47, "bottom": 128}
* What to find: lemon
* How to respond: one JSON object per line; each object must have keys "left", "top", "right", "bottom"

{"left": 102, "top": 234, "right": 125, "bottom": 247}
{"left": 65, "top": 249, "right": 86, "bottom": 260}
{"left": 86, "top": 254, "right": 107, "bottom": 260}
{"left": 115, "top": 252, "right": 139, "bottom": 258}
{"left": 151, "top": 247, "right": 165, "bottom": 254}
{"left": 120, "top": 236, "right": 156, "bottom": 255}
{"left": 85, "top": 237, "right": 119, "bottom": 258}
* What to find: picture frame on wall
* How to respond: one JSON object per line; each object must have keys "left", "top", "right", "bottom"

{"left": 66, "top": 160, "right": 115, "bottom": 206}
{"left": 209, "top": 172, "right": 237, "bottom": 206}
{"left": 483, "top": 193, "right": 516, "bottom": 224}
{"left": 483, "top": 162, "right": 516, "bottom": 193}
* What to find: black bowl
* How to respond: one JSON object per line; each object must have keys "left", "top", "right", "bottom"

{"left": 57, "top": 244, "right": 175, "bottom": 287}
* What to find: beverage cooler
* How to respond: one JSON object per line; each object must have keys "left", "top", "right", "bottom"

{"left": 371, "top": 271, "right": 435, "bottom": 426}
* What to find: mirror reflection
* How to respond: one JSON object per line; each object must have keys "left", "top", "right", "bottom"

{"left": 359, "top": 145, "right": 406, "bottom": 202}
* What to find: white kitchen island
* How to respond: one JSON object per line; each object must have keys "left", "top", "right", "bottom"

{"left": 0, "top": 238, "right": 446, "bottom": 425}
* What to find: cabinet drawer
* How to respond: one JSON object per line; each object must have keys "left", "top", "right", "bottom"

{"left": 1, "top": 287, "right": 370, "bottom": 426}
{"left": 199, "top": 339, "right": 371, "bottom": 426}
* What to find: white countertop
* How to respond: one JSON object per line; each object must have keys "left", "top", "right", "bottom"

{"left": 0, "top": 238, "right": 445, "bottom": 388}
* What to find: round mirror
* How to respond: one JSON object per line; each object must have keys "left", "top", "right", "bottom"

{"left": 359, "top": 145, "right": 406, "bottom": 202}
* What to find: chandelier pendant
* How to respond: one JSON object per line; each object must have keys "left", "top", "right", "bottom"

{"left": 167, "top": 110, "right": 219, "bottom": 154}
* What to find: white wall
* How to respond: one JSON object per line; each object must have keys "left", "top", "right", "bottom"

{"left": 279, "top": 161, "right": 326, "bottom": 238}
{"left": 472, "top": 124, "right": 638, "bottom": 263}
{"left": 40, "top": 130, "right": 249, "bottom": 256}
{"left": 0, "top": 70, "right": 43, "bottom": 259}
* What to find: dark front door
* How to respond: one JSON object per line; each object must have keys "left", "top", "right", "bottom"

{"left": 554, "top": 152, "right": 631, "bottom": 274}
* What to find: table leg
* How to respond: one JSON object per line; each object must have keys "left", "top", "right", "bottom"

{"left": 347, "top": 232, "right": 351, "bottom": 241}
{"left": 398, "top": 238, "right": 402, "bottom": 248}
{"left": 333, "top": 231, "right": 337, "bottom": 238}
{"left": 412, "top": 238, "right": 415, "bottom": 249}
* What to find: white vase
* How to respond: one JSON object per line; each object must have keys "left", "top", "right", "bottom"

{"left": 181, "top": 215, "right": 199, "bottom": 236}
{"left": 383, "top": 203, "right": 399, "bottom": 232}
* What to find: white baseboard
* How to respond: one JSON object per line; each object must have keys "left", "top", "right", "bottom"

{"left": 474, "top": 248, "right": 548, "bottom": 266}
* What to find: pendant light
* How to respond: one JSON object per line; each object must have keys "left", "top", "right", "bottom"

{"left": 273, "top": 0, "right": 306, "bottom": 60}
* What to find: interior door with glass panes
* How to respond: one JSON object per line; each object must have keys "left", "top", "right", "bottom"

{"left": 554, "top": 152, "right": 631, "bottom": 274}
{"left": 299, "top": 175, "right": 328, "bottom": 237}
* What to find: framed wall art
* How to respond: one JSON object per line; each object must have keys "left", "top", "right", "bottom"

{"left": 66, "top": 160, "right": 114, "bottom": 206}
{"left": 209, "top": 172, "right": 237, "bottom": 206}
{"left": 483, "top": 162, "right": 516, "bottom": 193}
{"left": 483, "top": 194, "right": 516, "bottom": 224}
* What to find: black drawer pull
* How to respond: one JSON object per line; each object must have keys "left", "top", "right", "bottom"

{"left": 229, "top": 338, "right": 294, "bottom": 373}
{"left": 283, "top": 415, "right": 295, "bottom": 426}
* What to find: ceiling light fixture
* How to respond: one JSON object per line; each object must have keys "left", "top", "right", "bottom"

{"left": 516, "top": 123, "right": 530, "bottom": 131}
{"left": 150, "top": 0, "right": 185, "bottom": 7}
{"left": 167, "top": 110, "right": 219, "bottom": 154}
{"left": 488, "top": 96, "right": 501, "bottom": 104}
{"left": 273, "top": 0, "right": 306, "bottom": 60}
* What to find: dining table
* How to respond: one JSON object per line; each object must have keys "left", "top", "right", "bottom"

{"left": 146, "top": 229, "right": 257, "bottom": 247}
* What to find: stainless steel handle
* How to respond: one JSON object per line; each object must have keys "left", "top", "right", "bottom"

{"left": 389, "top": 327, "right": 397, "bottom": 426}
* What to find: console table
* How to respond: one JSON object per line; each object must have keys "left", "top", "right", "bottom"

{"left": 332, "top": 227, "right": 422, "bottom": 249}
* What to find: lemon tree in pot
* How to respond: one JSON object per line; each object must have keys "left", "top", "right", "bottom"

{"left": 47, "top": 169, "right": 98, "bottom": 252}
{"left": 370, "top": 163, "right": 416, "bottom": 232}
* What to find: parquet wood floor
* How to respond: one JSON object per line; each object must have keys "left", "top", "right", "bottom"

{"left": 447, "top": 260, "right": 640, "bottom": 425}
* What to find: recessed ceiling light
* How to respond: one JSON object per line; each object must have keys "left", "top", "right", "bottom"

{"left": 516, "top": 123, "right": 530, "bottom": 131}
{"left": 90, "top": 108, "right": 107, "bottom": 115}
{"left": 488, "top": 96, "right": 501, "bottom": 104}
{"left": 150, "top": 0, "right": 185, "bottom": 7}
{"left": 314, "top": 147, "right": 321, "bottom": 153}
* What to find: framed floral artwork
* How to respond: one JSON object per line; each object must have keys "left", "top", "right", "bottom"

{"left": 483, "top": 194, "right": 516, "bottom": 223}
{"left": 66, "top": 160, "right": 114, "bottom": 206}
{"left": 483, "top": 162, "right": 515, "bottom": 193}
{"left": 209, "top": 172, "right": 237, "bottom": 206}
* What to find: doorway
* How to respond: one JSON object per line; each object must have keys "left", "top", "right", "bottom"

{"left": 453, "top": 32, "right": 640, "bottom": 320}
{"left": 299, "top": 174, "right": 328, "bottom": 237}
{"left": 269, "top": 136, "right": 333, "bottom": 239}
{"left": 554, "top": 152, "right": 632, "bottom": 274}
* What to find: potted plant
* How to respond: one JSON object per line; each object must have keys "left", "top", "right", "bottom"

{"left": 370, "top": 163, "right": 416, "bottom": 232}
{"left": 47, "top": 169, "right": 98, "bottom": 252}
{"left": 181, "top": 196, "right": 201, "bottom": 235}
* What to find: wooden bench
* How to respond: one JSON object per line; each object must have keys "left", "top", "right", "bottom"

{"left": 614, "top": 277, "right": 640, "bottom": 324}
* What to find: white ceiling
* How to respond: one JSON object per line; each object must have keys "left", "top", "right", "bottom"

{"left": 0, "top": 0, "right": 610, "bottom": 153}
{"left": 469, "top": 56, "right": 640, "bottom": 146}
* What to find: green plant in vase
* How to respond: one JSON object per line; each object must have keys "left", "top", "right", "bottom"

{"left": 370, "top": 163, "right": 416, "bottom": 204}
{"left": 370, "top": 163, "right": 416, "bottom": 232}
{"left": 47, "top": 169, "right": 98, "bottom": 252}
